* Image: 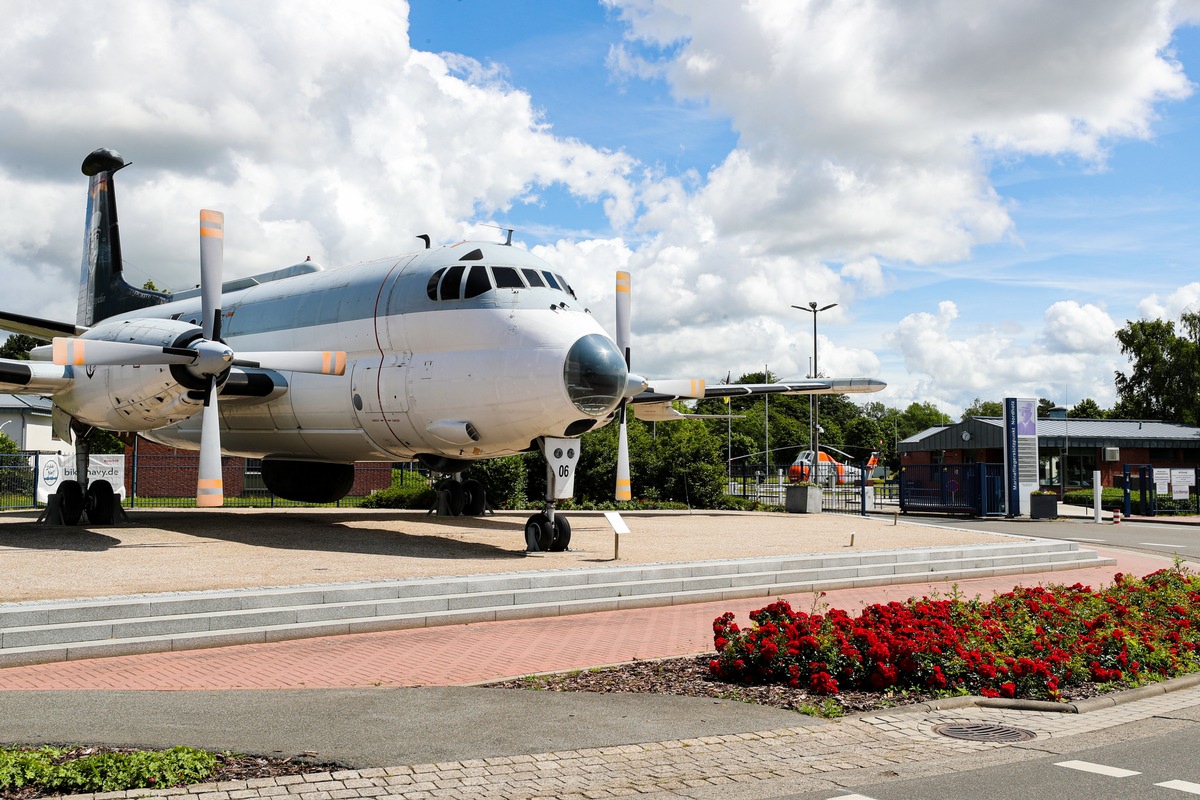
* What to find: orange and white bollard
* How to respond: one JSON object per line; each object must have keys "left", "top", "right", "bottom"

{"left": 1113, "top": 509, "right": 1121, "bottom": 525}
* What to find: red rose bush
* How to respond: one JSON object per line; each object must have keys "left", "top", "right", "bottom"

{"left": 709, "top": 566, "right": 1200, "bottom": 701}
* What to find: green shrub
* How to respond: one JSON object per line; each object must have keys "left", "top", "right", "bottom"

{"left": 360, "top": 469, "right": 435, "bottom": 509}
{"left": 0, "top": 745, "right": 217, "bottom": 794}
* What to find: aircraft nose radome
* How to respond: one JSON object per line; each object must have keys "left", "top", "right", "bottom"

{"left": 563, "top": 334, "right": 627, "bottom": 417}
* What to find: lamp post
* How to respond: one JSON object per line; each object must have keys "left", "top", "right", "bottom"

{"left": 793, "top": 301, "right": 837, "bottom": 482}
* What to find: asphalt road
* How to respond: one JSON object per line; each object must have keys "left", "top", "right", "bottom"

{"left": 915, "top": 514, "right": 1200, "bottom": 563}
{"left": 0, "top": 687, "right": 816, "bottom": 769}
{"left": 780, "top": 703, "right": 1200, "bottom": 799}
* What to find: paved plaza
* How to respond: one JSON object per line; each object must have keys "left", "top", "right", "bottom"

{"left": 0, "top": 508, "right": 1196, "bottom": 799}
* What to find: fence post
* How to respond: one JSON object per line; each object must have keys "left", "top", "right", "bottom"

{"left": 130, "top": 437, "right": 138, "bottom": 508}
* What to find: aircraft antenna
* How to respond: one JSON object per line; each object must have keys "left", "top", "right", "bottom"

{"left": 416, "top": 234, "right": 430, "bottom": 249}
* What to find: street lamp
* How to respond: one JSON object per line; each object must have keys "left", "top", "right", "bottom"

{"left": 793, "top": 301, "right": 837, "bottom": 481}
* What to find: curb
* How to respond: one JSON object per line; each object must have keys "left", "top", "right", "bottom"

{"left": 882, "top": 670, "right": 1200, "bottom": 715}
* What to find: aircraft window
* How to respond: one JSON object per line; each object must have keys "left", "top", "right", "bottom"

{"left": 492, "top": 266, "right": 524, "bottom": 289}
{"left": 461, "top": 248, "right": 484, "bottom": 261}
{"left": 441, "top": 265, "right": 465, "bottom": 300}
{"left": 541, "top": 271, "right": 561, "bottom": 290}
{"left": 554, "top": 274, "right": 576, "bottom": 298}
{"left": 426, "top": 268, "right": 445, "bottom": 301}
{"left": 463, "top": 266, "right": 492, "bottom": 298}
{"left": 522, "top": 268, "right": 546, "bottom": 288}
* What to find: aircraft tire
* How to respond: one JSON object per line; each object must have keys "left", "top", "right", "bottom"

{"left": 57, "top": 481, "right": 84, "bottom": 526}
{"left": 87, "top": 480, "right": 115, "bottom": 525}
{"left": 462, "top": 479, "right": 487, "bottom": 516}
{"left": 524, "top": 513, "right": 553, "bottom": 551}
{"left": 436, "top": 480, "right": 466, "bottom": 515}
{"left": 549, "top": 515, "right": 571, "bottom": 551}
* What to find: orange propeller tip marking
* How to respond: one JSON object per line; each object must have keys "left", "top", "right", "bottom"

{"left": 199, "top": 209, "right": 224, "bottom": 238}
{"left": 321, "top": 351, "right": 347, "bottom": 375}
{"left": 197, "top": 494, "right": 224, "bottom": 507}
{"left": 615, "top": 272, "right": 631, "bottom": 292}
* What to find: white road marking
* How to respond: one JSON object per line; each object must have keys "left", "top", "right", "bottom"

{"left": 1072, "top": 538, "right": 1107, "bottom": 543}
{"left": 1054, "top": 760, "right": 1141, "bottom": 778}
{"left": 1141, "top": 542, "right": 1183, "bottom": 548}
{"left": 828, "top": 796, "right": 880, "bottom": 800}
{"left": 1158, "top": 780, "right": 1200, "bottom": 794}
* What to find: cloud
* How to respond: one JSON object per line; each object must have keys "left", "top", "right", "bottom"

{"left": 0, "top": 1, "right": 638, "bottom": 299}
{"left": 888, "top": 300, "right": 1122, "bottom": 409}
{"left": 1041, "top": 301, "right": 1119, "bottom": 354}
{"left": 1137, "top": 282, "right": 1200, "bottom": 320}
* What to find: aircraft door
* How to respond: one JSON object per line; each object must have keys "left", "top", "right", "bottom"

{"left": 351, "top": 355, "right": 415, "bottom": 455}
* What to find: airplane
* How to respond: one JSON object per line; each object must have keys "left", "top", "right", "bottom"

{"left": 0, "top": 147, "right": 886, "bottom": 550}
{"left": 787, "top": 448, "right": 880, "bottom": 486}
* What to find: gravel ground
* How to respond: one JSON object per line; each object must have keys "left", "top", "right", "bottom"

{"left": 0, "top": 508, "right": 1011, "bottom": 602}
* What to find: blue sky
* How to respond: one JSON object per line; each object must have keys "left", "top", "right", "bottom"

{"left": 3, "top": 1, "right": 1199, "bottom": 415}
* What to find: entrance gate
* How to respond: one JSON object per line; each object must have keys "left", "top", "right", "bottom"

{"left": 900, "top": 463, "right": 1004, "bottom": 516}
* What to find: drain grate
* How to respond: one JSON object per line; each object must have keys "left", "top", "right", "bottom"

{"left": 932, "top": 723, "right": 1036, "bottom": 742}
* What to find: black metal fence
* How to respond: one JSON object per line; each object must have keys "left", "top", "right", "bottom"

{"left": 0, "top": 452, "right": 397, "bottom": 511}
{"left": 899, "top": 463, "right": 1004, "bottom": 516}
{"left": 725, "top": 461, "right": 890, "bottom": 515}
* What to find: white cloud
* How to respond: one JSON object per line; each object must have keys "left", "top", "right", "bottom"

{"left": 1137, "top": 282, "right": 1200, "bottom": 319}
{"left": 0, "top": 1, "right": 638, "bottom": 298}
{"left": 1041, "top": 301, "right": 1119, "bottom": 354}
{"left": 887, "top": 300, "right": 1122, "bottom": 410}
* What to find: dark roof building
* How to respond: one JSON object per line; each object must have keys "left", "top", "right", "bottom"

{"left": 899, "top": 415, "right": 1200, "bottom": 491}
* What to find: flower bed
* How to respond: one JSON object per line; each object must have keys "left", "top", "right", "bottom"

{"left": 710, "top": 566, "right": 1200, "bottom": 701}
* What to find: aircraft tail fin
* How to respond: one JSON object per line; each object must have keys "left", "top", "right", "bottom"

{"left": 78, "top": 148, "right": 170, "bottom": 327}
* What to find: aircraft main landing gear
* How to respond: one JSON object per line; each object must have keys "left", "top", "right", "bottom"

{"left": 525, "top": 437, "right": 579, "bottom": 553}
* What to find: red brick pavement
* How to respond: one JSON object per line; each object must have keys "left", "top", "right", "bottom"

{"left": 0, "top": 548, "right": 1167, "bottom": 691}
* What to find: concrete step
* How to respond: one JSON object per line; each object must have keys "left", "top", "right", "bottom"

{"left": 0, "top": 539, "right": 1114, "bottom": 669}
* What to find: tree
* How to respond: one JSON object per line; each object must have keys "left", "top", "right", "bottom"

{"left": 1069, "top": 398, "right": 1106, "bottom": 419}
{"left": 0, "top": 334, "right": 48, "bottom": 360}
{"left": 1113, "top": 313, "right": 1200, "bottom": 424}
{"left": 961, "top": 397, "right": 1003, "bottom": 419}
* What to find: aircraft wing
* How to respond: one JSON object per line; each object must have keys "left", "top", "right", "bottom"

{"left": 628, "top": 377, "right": 886, "bottom": 405}
{"left": 0, "top": 311, "right": 84, "bottom": 340}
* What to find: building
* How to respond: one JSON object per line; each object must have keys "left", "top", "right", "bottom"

{"left": 0, "top": 394, "right": 71, "bottom": 454}
{"left": 898, "top": 415, "right": 1200, "bottom": 491}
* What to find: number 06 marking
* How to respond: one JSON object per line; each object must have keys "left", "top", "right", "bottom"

{"left": 559, "top": 465, "right": 571, "bottom": 478}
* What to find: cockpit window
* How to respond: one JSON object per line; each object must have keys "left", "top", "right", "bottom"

{"left": 463, "top": 265, "right": 492, "bottom": 298}
{"left": 426, "top": 268, "right": 445, "bottom": 300}
{"left": 427, "top": 262, "right": 576, "bottom": 302}
{"left": 554, "top": 274, "right": 576, "bottom": 298}
{"left": 441, "top": 265, "right": 465, "bottom": 300}
{"left": 492, "top": 266, "right": 524, "bottom": 289}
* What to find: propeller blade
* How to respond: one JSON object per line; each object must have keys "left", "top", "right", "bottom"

{"left": 196, "top": 375, "right": 224, "bottom": 508}
{"left": 233, "top": 350, "right": 347, "bottom": 376}
{"left": 52, "top": 337, "right": 196, "bottom": 367}
{"left": 615, "top": 404, "right": 631, "bottom": 502}
{"left": 614, "top": 270, "right": 633, "bottom": 502}
{"left": 199, "top": 209, "right": 224, "bottom": 341}
{"left": 615, "top": 270, "right": 631, "bottom": 368}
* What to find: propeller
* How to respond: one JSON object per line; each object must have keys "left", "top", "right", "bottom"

{"left": 196, "top": 209, "right": 225, "bottom": 507}
{"left": 52, "top": 209, "right": 348, "bottom": 508}
{"left": 615, "top": 270, "right": 632, "bottom": 502}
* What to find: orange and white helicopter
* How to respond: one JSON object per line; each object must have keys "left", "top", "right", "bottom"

{"left": 788, "top": 447, "right": 880, "bottom": 486}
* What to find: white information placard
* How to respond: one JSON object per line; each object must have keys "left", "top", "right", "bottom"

{"left": 36, "top": 454, "right": 126, "bottom": 503}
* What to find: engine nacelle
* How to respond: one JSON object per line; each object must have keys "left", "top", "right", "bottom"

{"left": 50, "top": 317, "right": 218, "bottom": 432}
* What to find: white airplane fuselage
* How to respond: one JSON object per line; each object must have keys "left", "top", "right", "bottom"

{"left": 55, "top": 241, "right": 626, "bottom": 465}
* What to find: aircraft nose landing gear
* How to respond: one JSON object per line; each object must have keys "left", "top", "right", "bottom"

{"left": 525, "top": 437, "right": 579, "bottom": 553}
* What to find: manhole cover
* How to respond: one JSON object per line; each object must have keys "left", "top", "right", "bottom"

{"left": 932, "top": 723, "right": 1036, "bottom": 742}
